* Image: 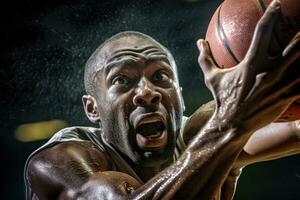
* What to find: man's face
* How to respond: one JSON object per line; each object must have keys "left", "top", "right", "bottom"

{"left": 93, "top": 35, "right": 183, "bottom": 166}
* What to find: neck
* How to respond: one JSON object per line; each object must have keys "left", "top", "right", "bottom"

{"left": 101, "top": 135, "right": 173, "bottom": 182}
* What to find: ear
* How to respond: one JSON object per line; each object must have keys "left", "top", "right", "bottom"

{"left": 82, "top": 95, "right": 101, "bottom": 123}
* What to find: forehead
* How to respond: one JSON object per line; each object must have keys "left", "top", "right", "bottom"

{"left": 100, "top": 35, "right": 174, "bottom": 68}
{"left": 90, "top": 35, "right": 179, "bottom": 85}
{"left": 103, "top": 35, "right": 164, "bottom": 53}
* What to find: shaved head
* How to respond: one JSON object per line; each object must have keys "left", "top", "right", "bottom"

{"left": 84, "top": 31, "right": 178, "bottom": 96}
{"left": 82, "top": 31, "right": 184, "bottom": 166}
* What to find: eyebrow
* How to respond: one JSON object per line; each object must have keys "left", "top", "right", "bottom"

{"left": 104, "top": 57, "right": 139, "bottom": 74}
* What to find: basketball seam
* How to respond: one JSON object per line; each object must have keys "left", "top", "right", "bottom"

{"left": 257, "top": 0, "right": 266, "bottom": 12}
{"left": 216, "top": 4, "right": 240, "bottom": 66}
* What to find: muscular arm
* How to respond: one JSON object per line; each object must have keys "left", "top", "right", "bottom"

{"left": 26, "top": 1, "right": 300, "bottom": 199}
{"left": 182, "top": 101, "right": 300, "bottom": 200}
{"left": 28, "top": 112, "right": 254, "bottom": 200}
{"left": 183, "top": 101, "right": 300, "bottom": 167}
{"left": 26, "top": 141, "right": 142, "bottom": 200}
{"left": 26, "top": 123, "right": 251, "bottom": 200}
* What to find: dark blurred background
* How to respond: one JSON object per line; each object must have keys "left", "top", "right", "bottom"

{"left": 1, "top": 0, "right": 299, "bottom": 199}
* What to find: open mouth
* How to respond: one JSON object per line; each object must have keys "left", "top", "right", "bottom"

{"left": 136, "top": 121, "right": 166, "bottom": 139}
{"left": 134, "top": 115, "right": 168, "bottom": 150}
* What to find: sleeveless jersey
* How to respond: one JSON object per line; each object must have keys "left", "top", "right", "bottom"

{"left": 24, "top": 117, "right": 188, "bottom": 199}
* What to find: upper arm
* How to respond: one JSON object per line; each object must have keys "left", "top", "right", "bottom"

{"left": 26, "top": 141, "right": 141, "bottom": 200}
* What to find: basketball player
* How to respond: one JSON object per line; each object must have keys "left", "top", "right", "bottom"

{"left": 24, "top": 1, "right": 300, "bottom": 199}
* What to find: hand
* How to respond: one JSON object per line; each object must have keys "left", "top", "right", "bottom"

{"left": 197, "top": 0, "right": 300, "bottom": 133}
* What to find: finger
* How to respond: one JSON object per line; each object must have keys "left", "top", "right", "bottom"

{"left": 282, "top": 32, "right": 300, "bottom": 57}
{"left": 248, "top": 0, "right": 281, "bottom": 53}
{"left": 197, "top": 39, "right": 219, "bottom": 74}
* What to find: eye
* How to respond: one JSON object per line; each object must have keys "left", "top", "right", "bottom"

{"left": 152, "top": 70, "right": 170, "bottom": 82}
{"left": 112, "top": 75, "right": 130, "bottom": 86}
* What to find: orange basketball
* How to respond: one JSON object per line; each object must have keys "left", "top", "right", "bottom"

{"left": 205, "top": 0, "right": 300, "bottom": 122}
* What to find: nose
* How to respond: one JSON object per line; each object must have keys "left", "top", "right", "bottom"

{"left": 133, "top": 78, "right": 162, "bottom": 107}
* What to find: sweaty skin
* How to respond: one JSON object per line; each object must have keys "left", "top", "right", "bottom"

{"left": 86, "top": 37, "right": 185, "bottom": 176}
{"left": 182, "top": 101, "right": 300, "bottom": 200}
{"left": 26, "top": 1, "right": 300, "bottom": 199}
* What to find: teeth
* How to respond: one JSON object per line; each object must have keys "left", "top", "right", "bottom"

{"left": 145, "top": 131, "right": 163, "bottom": 139}
{"left": 139, "top": 118, "right": 161, "bottom": 125}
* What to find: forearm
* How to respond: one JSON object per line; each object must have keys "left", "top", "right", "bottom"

{"left": 130, "top": 115, "right": 251, "bottom": 200}
{"left": 55, "top": 118, "right": 247, "bottom": 200}
{"left": 68, "top": 121, "right": 299, "bottom": 200}
{"left": 64, "top": 127, "right": 247, "bottom": 200}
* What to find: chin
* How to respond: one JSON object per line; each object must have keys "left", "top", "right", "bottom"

{"left": 134, "top": 138, "right": 176, "bottom": 167}
{"left": 135, "top": 149, "right": 174, "bottom": 167}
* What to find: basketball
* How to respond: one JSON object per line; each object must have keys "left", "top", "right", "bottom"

{"left": 205, "top": 0, "right": 300, "bottom": 122}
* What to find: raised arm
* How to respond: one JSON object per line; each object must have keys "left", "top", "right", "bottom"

{"left": 182, "top": 102, "right": 300, "bottom": 199}
{"left": 26, "top": 1, "right": 300, "bottom": 199}
{"left": 183, "top": 101, "right": 300, "bottom": 166}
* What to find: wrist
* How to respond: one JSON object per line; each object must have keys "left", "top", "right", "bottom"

{"left": 187, "top": 112, "right": 249, "bottom": 153}
{"left": 211, "top": 110, "right": 250, "bottom": 136}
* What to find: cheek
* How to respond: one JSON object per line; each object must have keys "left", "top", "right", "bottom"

{"left": 106, "top": 88, "right": 120, "bottom": 103}
{"left": 162, "top": 88, "right": 183, "bottom": 112}
{"left": 160, "top": 88, "right": 183, "bottom": 131}
{"left": 106, "top": 89, "right": 135, "bottom": 121}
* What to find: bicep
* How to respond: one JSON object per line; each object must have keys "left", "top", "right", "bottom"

{"left": 26, "top": 141, "right": 141, "bottom": 200}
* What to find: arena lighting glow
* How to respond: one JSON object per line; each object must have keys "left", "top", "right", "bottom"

{"left": 15, "top": 120, "right": 68, "bottom": 142}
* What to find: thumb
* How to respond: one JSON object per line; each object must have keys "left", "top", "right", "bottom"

{"left": 197, "top": 39, "right": 219, "bottom": 74}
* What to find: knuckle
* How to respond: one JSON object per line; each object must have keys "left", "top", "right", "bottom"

{"left": 198, "top": 54, "right": 210, "bottom": 65}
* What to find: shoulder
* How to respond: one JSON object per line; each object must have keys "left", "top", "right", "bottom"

{"left": 26, "top": 140, "right": 110, "bottom": 199}
{"left": 27, "top": 140, "right": 110, "bottom": 175}
{"left": 26, "top": 125, "right": 109, "bottom": 177}
{"left": 181, "top": 100, "right": 215, "bottom": 145}
{"left": 26, "top": 126, "right": 104, "bottom": 161}
{"left": 25, "top": 127, "right": 110, "bottom": 199}
{"left": 175, "top": 102, "right": 215, "bottom": 156}
{"left": 47, "top": 126, "right": 102, "bottom": 142}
